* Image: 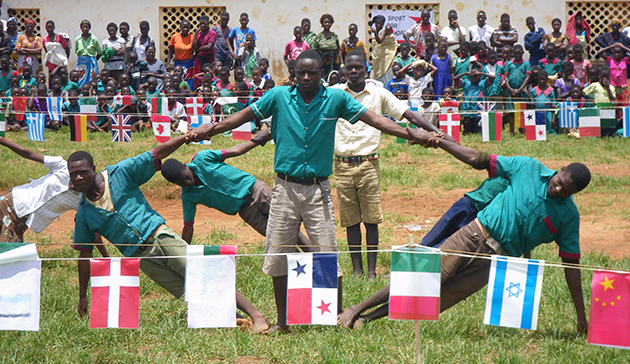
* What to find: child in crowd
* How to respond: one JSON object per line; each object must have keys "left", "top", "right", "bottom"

{"left": 566, "top": 84, "right": 594, "bottom": 108}
{"left": 57, "top": 67, "right": 81, "bottom": 92}
{"left": 95, "top": 90, "right": 113, "bottom": 131}
{"left": 498, "top": 45, "right": 512, "bottom": 66}
{"left": 596, "top": 43, "right": 630, "bottom": 102}
{"left": 453, "top": 68, "right": 494, "bottom": 134}
{"left": 234, "top": 81, "right": 257, "bottom": 132}
{"left": 193, "top": 62, "right": 213, "bottom": 91}
{"left": 570, "top": 44, "right": 590, "bottom": 85}
{"left": 419, "top": 87, "right": 440, "bottom": 128}
{"left": 386, "top": 63, "right": 409, "bottom": 95}
{"left": 145, "top": 77, "right": 164, "bottom": 97}
{"left": 554, "top": 61, "right": 580, "bottom": 99}
{"left": 19, "top": 64, "right": 38, "bottom": 92}
{"left": 505, "top": 44, "right": 531, "bottom": 100}
{"left": 394, "top": 42, "right": 415, "bottom": 77}
{"left": 400, "top": 59, "right": 437, "bottom": 102}
{"left": 213, "top": 66, "right": 231, "bottom": 91}
{"left": 327, "top": 70, "right": 340, "bottom": 86}
{"left": 251, "top": 66, "right": 265, "bottom": 99}
{"left": 164, "top": 87, "right": 187, "bottom": 132}
{"left": 484, "top": 49, "right": 504, "bottom": 110}
{"left": 69, "top": 70, "right": 81, "bottom": 84}
{"left": 201, "top": 86, "right": 214, "bottom": 116}
{"left": 118, "top": 73, "right": 135, "bottom": 95}
{"left": 453, "top": 41, "right": 481, "bottom": 90}
{"left": 0, "top": 55, "right": 19, "bottom": 95}
{"left": 539, "top": 43, "right": 562, "bottom": 86}
{"left": 583, "top": 70, "right": 615, "bottom": 104}
{"left": 285, "top": 26, "right": 311, "bottom": 63}
{"left": 4, "top": 75, "right": 19, "bottom": 98}
{"left": 281, "top": 60, "right": 297, "bottom": 86}
{"left": 524, "top": 16, "right": 546, "bottom": 67}
{"left": 259, "top": 58, "right": 272, "bottom": 80}
{"left": 431, "top": 38, "right": 453, "bottom": 97}
{"left": 5, "top": 88, "right": 24, "bottom": 131}
{"left": 338, "top": 68, "right": 347, "bottom": 83}
{"left": 36, "top": 73, "right": 48, "bottom": 89}
{"left": 48, "top": 76, "right": 68, "bottom": 99}
{"left": 565, "top": 45, "right": 574, "bottom": 61}
{"left": 341, "top": 23, "right": 367, "bottom": 64}
{"left": 238, "top": 33, "right": 262, "bottom": 81}
{"left": 124, "top": 51, "right": 147, "bottom": 91}
{"left": 30, "top": 84, "right": 58, "bottom": 130}
{"left": 61, "top": 89, "right": 81, "bottom": 125}
{"left": 530, "top": 70, "right": 556, "bottom": 132}
{"left": 438, "top": 86, "right": 454, "bottom": 103}
{"left": 228, "top": 12, "right": 256, "bottom": 67}
{"left": 417, "top": 33, "right": 436, "bottom": 63}
{"left": 476, "top": 41, "right": 488, "bottom": 66}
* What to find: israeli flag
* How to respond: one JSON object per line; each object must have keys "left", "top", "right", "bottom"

{"left": 483, "top": 255, "right": 544, "bottom": 330}
{"left": 47, "top": 97, "right": 63, "bottom": 121}
{"left": 623, "top": 107, "right": 630, "bottom": 138}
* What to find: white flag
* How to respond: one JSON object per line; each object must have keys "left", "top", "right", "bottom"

{"left": 0, "top": 243, "right": 41, "bottom": 331}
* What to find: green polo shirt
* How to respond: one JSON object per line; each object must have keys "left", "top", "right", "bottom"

{"left": 251, "top": 85, "right": 367, "bottom": 178}
{"left": 464, "top": 176, "right": 509, "bottom": 212}
{"left": 478, "top": 155, "right": 581, "bottom": 260}
{"left": 182, "top": 150, "right": 256, "bottom": 224}
{"left": 61, "top": 81, "right": 81, "bottom": 92}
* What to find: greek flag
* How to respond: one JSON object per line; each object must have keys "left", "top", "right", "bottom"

{"left": 26, "top": 113, "right": 45, "bottom": 142}
{"left": 559, "top": 101, "right": 578, "bottom": 129}
{"left": 483, "top": 256, "right": 544, "bottom": 330}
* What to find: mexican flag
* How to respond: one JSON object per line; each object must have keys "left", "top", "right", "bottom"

{"left": 389, "top": 245, "right": 441, "bottom": 321}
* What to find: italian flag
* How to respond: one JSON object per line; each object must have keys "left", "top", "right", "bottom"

{"left": 389, "top": 246, "right": 441, "bottom": 321}
{"left": 481, "top": 112, "right": 502, "bottom": 142}
{"left": 579, "top": 107, "right": 601, "bottom": 137}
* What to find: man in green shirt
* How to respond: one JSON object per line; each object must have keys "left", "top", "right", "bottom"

{"left": 339, "top": 130, "right": 590, "bottom": 334}
{"left": 194, "top": 50, "right": 428, "bottom": 333}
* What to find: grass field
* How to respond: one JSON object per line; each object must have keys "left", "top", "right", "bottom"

{"left": 0, "top": 129, "right": 629, "bottom": 363}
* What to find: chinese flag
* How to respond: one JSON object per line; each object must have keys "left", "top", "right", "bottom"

{"left": 14, "top": 97, "right": 28, "bottom": 121}
{"left": 588, "top": 271, "right": 630, "bottom": 349}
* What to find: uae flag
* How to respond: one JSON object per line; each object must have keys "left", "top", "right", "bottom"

{"left": 513, "top": 102, "right": 527, "bottom": 129}
{"left": 588, "top": 271, "right": 630, "bottom": 349}
{"left": 287, "top": 253, "right": 338, "bottom": 325}
{"left": 151, "top": 115, "right": 171, "bottom": 143}
{"left": 483, "top": 256, "right": 544, "bottom": 330}
{"left": 0, "top": 243, "right": 41, "bottom": 331}
{"left": 524, "top": 110, "right": 546, "bottom": 141}
{"left": 13, "top": 97, "right": 28, "bottom": 122}
{"left": 69, "top": 115, "right": 88, "bottom": 142}
{"left": 439, "top": 100, "right": 460, "bottom": 143}
{"left": 389, "top": 246, "right": 441, "bottom": 321}
{"left": 79, "top": 98, "right": 97, "bottom": 122}
{"left": 90, "top": 258, "right": 140, "bottom": 329}
{"left": 150, "top": 97, "right": 168, "bottom": 115}
{"left": 481, "top": 112, "right": 502, "bottom": 142}
{"left": 623, "top": 107, "right": 630, "bottom": 138}
{"left": 598, "top": 104, "right": 616, "bottom": 137}
{"left": 186, "top": 97, "right": 204, "bottom": 116}
{"left": 578, "top": 108, "right": 601, "bottom": 137}
{"left": 0, "top": 113, "right": 5, "bottom": 137}
{"left": 185, "top": 245, "right": 237, "bottom": 328}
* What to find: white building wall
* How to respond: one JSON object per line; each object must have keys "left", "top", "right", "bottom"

{"left": 7, "top": 0, "right": 570, "bottom": 80}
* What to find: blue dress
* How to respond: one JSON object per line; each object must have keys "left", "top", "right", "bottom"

{"left": 431, "top": 53, "right": 452, "bottom": 97}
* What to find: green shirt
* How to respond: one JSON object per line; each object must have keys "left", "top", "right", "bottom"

{"left": 72, "top": 150, "right": 165, "bottom": 257}
{"left": 478, "top": 155, "right": 581, "bottom": 259}
{"left": 75, "top": 34, "right": 102, "bottom": 57}
{"left": 464, "top": 177, "right": 509, "bottom": 212}
{"left": 250, "top": 85, "right": 367, "bottom": 177}
{"left": 182, "top": 150, "right": 257, "bottom": 223}
{"left": 61, "top": 81, "right": 80, "bottom": 92}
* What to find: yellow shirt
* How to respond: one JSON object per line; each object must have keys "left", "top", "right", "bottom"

{"left": 86, "top": 171, "right": 115, "bottom": 212}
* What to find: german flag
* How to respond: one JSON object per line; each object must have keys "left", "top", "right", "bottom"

{"left": 70, "top": 115, "right": 88, "bottom": 142}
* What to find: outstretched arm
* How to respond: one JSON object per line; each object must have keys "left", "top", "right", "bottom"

{"left": 195, "top": 107, "right": 256, "bottom": 139}
{"left": 77, "top": 250, "right": 93, "bottom": 317}
{"left": 0, "top": 137, "right": 45, "bottom": 163}
{"left": 153, "top": 133, "right": 196, "bottom": 161}
{"left": 407, "top": 128, "right": 481, "bottom": 166}
{"left": 563, "top": 258, "right": 587, "bottom": 334}
{"left": 222, "top": 128, "right": 272, "bottom": 159}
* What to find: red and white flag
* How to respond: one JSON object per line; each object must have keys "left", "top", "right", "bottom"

{"left": 439, "top": 100, "right": 460, "bottom": 142}
{"left": 90, "top": 258, "right": 140, "bottom": 329}
{"left": 186, "top": 97, "right": 204, "bottom": 116}
{"left": 232, "top": 122, "right": 252, "bottom": 141}
{"left": 151, "top": 115, "right": 171, "bottom": 143}
{"left": 112, "top": 95, "right": 132, "bottom": 106}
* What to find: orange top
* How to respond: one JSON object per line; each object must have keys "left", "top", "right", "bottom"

{"left": 169, "top": 33, "right": 194, "bottom": 60}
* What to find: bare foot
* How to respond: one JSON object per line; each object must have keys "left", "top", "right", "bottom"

{"left": 263, "top": 324, "right": 290, "bottom": 335}
{"left": 368, "top": 272, "right": 377, "bottom": 280}
{"left": 337, "top": 306, "right": 360, "bottom": 329}
{"left": 354, "top": 317, "right": 367, "bottom": 330}
{"left": 251, "top": 314, "right": 270, "bottom": 334}
{"left": 236, "top": 318, "right": 253, "bottom": 330}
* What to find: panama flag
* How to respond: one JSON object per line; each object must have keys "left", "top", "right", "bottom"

{"left": 481, "top": 112, "right": 502, "bottom": 142}
{"left": 185, "top": 245, "right": 237, "bottom": 328}
{"left": 151, "top": 115, "right": 171, "bottom": 143}
{"left": 188, "top": 115, "right": 213, "bottom": 145}
{"left": 588, "top": 271, "right": 630, "bottom": 348}
{"left": 186, "top": 97, "right": 204, "bottom": 116}
{"left": 0, "top": 243, "right": 41, "bottom": 331}
{"left": 389, "top": 246, "right": 441, "bottom": 321}
{"left": 69, "top": 115, "right": 88, "bottom": 142}
{"left": 47, "top": 97, "right": 63, "bottom": 121}
{"left": 112, "top": 95, "right": 132, "bottom": 106}
{"left": 439, "top": 100, "right": 460, "bottom": 143}
{"left": 513, "top": 102, "right": 527, "bottom": 129}
{"left": 111, "top": 115, "right": 131, "bottom": 143}
{"left": 287, "top": 253, "right": 338, "bottom": 325}
{"left": 90, "top": 258, "right": 140, "bottom": 329}
{"left": 79, "top": 97, "right": 97, "bottom": 122}
{"left": 524, "top": 110, "right": 546, "bottom": 141}
{"left": 26, "top": 113, "right": 45, "bottom": 142}
{"left": 559, "top": 101, "right": 578, "bottom": 129}
{"left": 150, "top": 97, "right": 168, "bottom": 115}
{"left": 578, "top": 107, "right": 601, "bottom": 137}
{"left": 13, "top": 97, "right": 27, "bottom": 122}
{"left": 623, "top": 107, "right": 630, "bottom": 137}
{"left": 599, "top": 105, "right": 616, "bottom": 137}
{"left": 0, "top": 113, "right": 5, "bottom": 137}
{"left": 483, "top": 256, "right": 544, "bottom": 330}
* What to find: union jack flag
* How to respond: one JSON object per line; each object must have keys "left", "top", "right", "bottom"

{"left": 111, "top": 115, "right": 132, "bottom": 143}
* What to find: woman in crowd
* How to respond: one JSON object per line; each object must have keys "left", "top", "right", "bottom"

{"left": 43, "top": 20, "right": 70, "bottom": 74}
{"left": 75, "top": 19, "right": 101, "bottom": 86}
{"left": 369, "top": 15, "right": 397, "bottom": 84}
{"left": 141, "top": 44, "right": 167, "bottom": 91}
{"left": 167, "top": 19, "right": 194, "bottom": 89}
{"left": 566, "top": 11, "right": 591, "bottom": 59}
{"left": 132, "top": 21, "right": 154, "bottom": 61}
{"left": 193, "top": 15, "right": 216, "bottom": 89}
{"left": 312, "top": 13, "right": 342, "bottom": 77}
{"left": 15, "top": 19, "right": 42, "bottom": 73}
{"left": 102, "top": 22, "right": 126, "bottom": 82}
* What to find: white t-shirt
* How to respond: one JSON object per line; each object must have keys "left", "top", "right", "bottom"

{"left": 468, "top": 24, "right": 495, "bottom": 47}
{"left": 405, "top": 74, "right": 433, "bottom": 103}
{"left": 441, "top": 25, "right": 468, "bottom": 56}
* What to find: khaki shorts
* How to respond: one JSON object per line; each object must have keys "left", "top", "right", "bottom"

{"left": 334, "top": 159, "right": 383, "bottom": 228}
{"left": 133, "top": 226, "right": 188, "bottom": 299}
{"left": 238, "top": 179, "right": 271, "bottom": 236}
{"left": 262, "top": 176, "right": 341, "bottom": 277}
{"left": 0, "top": 191, "right": 29, "bottom": 243}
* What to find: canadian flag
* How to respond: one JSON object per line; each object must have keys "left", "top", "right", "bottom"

{"left": 186, "top": 97, "right": 204, "bottom": 116}
{"left": 90, "top": 258, "right": 140, "bottom": 329}
{"left": 151, "top": 115, "right": 171, "bottom": 143}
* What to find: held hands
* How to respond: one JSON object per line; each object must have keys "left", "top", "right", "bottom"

{"left": 406, "top": 127, "right": 440, "bottom": 147}
{"left": 186, "top": 123, "right": 216, "bottom": 143}
{"left": 251, "top": 127, "right": 272, "bottom": 146}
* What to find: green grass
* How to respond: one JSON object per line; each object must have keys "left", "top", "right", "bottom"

{"left": 1, "top": 129, "right": 630, "bottom": 363}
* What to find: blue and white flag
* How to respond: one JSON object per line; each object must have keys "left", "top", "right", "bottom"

{"left": 0, "top": 243, "right": 41, "bottom": 331}
{"left": 47, "top": 97, "right": 63, "bottom": 121}
{"left": 26, "top": 113, "right": 45, "bottom": 142}
{"left": 559, "top": 101, "right": 578, "bottom": 129}
{"left": 623, "top": 107, "right": 630, "bottom": 138}
{"left": 188, "top": 115, "right": 213, "bottom": 145}
{"left": 483, "top": 255, "right": 544, "bottom": 330}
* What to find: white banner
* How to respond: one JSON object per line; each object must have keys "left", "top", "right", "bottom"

{"left": 0, "top": 244, "right": 41, "bottom": 331}
{"left": 370, "top": 10, "right": 435, "bottom": 43}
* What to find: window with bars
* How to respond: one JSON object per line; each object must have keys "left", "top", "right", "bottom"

{"left": 567, "top": 1, "right": 630, "bottom": 59}
{"left": 159, "top": 6, "right": 227, "bottom": 59}
{"left": 7, "top": 8, "right": 41, "bottom": 36}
